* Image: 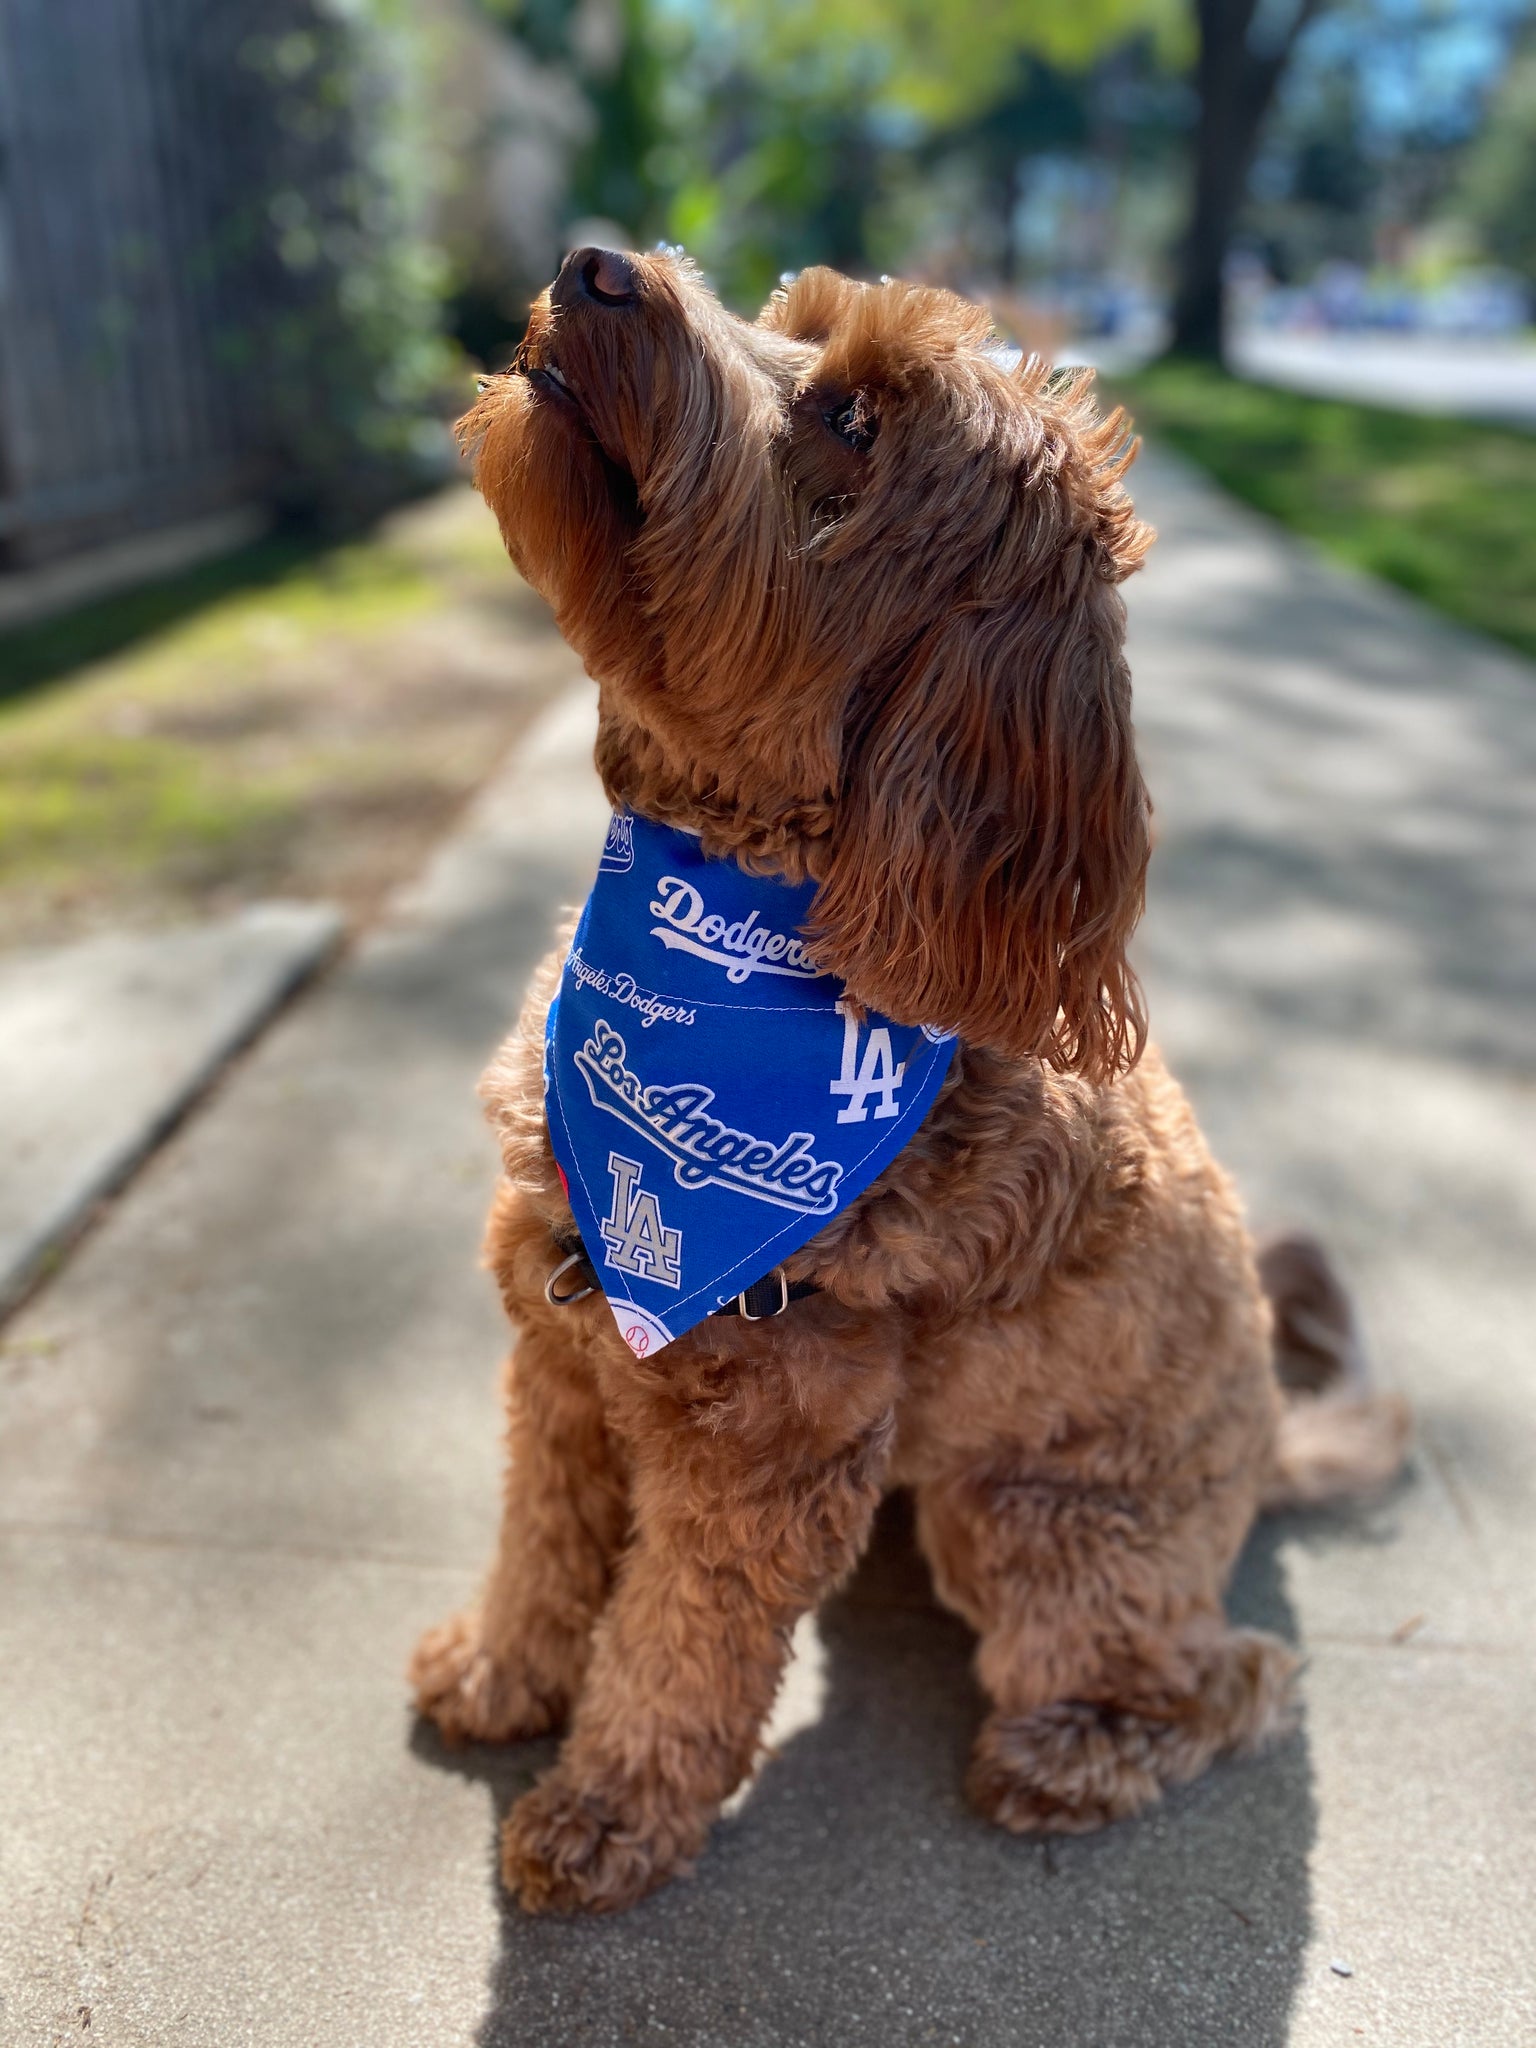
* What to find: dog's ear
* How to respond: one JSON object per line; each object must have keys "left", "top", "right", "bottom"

{"left": 807, "top": 419, "right": 1153, "bottom": 1080}
{"left": 760, "top": 267, "right": 859, "bottom": 343}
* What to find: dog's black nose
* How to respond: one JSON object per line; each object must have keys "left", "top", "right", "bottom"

{"left": 556, "top": 246, "right": 639, "bottom": 309}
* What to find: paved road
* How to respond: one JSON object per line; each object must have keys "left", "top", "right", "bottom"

{"left": 1232, "top": 330, "right": 1536, "bottom": 427}
{"left": 2, "top": 451, "right": 1533, "bottom": 2046}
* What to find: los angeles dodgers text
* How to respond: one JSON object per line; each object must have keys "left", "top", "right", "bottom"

{"left": 600, "top": 1152, "right": 683, "bottom": 1287}
{"left": 573, "top": 1018, "right": 843, "bottom": 1214}
{"left": 566, "top": 946, "right": 697, "bottom": 1029}
{"left": 649, "top": 877, "right": 825, "bottom": 984}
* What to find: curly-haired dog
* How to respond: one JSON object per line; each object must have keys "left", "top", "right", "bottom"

{"left": 410, "top": 248, "right": 1410, "bottom": 1914}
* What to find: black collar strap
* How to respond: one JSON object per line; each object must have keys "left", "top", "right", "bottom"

{"left": 545, "top": 1228, "right": 819, "bottom": 1321}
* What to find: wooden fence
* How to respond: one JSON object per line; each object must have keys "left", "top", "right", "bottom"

{"left": 0, "top": 0, "right": 276, "bottom": 567}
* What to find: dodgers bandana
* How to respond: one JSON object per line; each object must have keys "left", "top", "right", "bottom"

{"left": 544, "top": 812, "right": 957, "bottom": 1356}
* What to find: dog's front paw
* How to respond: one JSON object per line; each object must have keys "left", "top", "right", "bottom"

{"left": 408, "top": 1610, "right": 563, "bottom": 1746}
{"left": 501, "top": 1769, "right": 702, "bottom": 1914}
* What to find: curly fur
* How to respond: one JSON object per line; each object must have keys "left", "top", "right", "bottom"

{"left": 410, "top": 250, "right": 1410, "bottom": 1914}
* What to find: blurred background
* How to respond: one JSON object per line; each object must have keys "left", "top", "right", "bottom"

{"left": 3, "top": 14, "right": 1535, "bottom": 2031}
{"left": 0, "top": 0, "right": 1532, "bottom": 963}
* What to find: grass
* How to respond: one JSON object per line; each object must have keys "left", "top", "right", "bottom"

{"left": 1111, "top": 359, "right": 1536, "bottom": 664}
{"left": 0, "top": 534, "right": 333, "bottom": 707}
{"left": 0, "top": 490, "right": 565, "bottom": 951}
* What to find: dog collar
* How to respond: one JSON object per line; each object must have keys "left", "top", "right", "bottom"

{"left": 543, "top": 810, "right": 958, "bottom": 1356}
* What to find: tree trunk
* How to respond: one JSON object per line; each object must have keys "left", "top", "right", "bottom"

{"left": 1168, "top": 0, "right": 1324, "bottom": 361}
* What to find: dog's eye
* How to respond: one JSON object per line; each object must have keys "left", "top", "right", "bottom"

{"left": 824, "top": 392, "right": 877, "bottom": 453}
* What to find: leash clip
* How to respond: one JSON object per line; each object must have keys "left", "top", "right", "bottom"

{"left": 545, "top": 1250, "right": 595, "bottom": 1308}
{"left": 738, "top": 1267, "right": 790, "bottom": 1321}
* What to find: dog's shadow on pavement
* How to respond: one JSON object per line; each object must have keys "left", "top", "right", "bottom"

{"left": 413, "top": 1494, "right": 1315, "bottom": 2048}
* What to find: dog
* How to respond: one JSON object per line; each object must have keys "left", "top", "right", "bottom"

{"left": 410, "top": 248, "right": 1410, "bottom": 1915}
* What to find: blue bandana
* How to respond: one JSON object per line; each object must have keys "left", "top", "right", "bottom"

{"left": 544, "top": 811, "right": 958, "bottom": 1356}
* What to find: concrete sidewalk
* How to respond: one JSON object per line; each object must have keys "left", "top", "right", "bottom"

{"left": 1231, "top": 330, "right": 1536, "bottom": 427}
{"left": 0, "top": 903, "right": 342, "bottom": 1314}
{"left": 2, "top": 453, "right": 1533, "bottom": 2047}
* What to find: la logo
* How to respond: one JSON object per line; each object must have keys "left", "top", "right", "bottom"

{"left": 829, "top": 1000, "right": 906, "bottom": 1123}
{"left": 600, "top": 1152, "right": 682, "bottom": 1287}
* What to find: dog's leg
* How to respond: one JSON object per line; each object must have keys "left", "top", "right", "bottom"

{"left": 500, "top": 1370, "right": 894, "bottom": 1913}
{"left": 410, "top": 1317, "right": 629, "bottom": 1743}
{"left": 916, "top": 1467, "right": 1298, "bottom": 1834}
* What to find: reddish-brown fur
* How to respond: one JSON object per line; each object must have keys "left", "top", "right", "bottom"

{"left": 409, "top": 250, "right": 1410, "bottom": 1913}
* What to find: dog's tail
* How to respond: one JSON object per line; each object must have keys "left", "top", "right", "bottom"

{"left": 1258, "top": 1234, "right": 1412, "bottom": 1511}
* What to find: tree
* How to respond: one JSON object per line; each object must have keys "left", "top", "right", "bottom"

{"left": 669, "top": 0, "right": 1183, "bottom": 307}
{"left": 712, "top": 0, "right": 1338, "bottom": 355}
{"left": 1455, "top": 38, "right": 1536, "bottom": 288}
{"left": 1167, "top": 0, "right": 1330, "bottom": 358}
{"left": 485, "top": 0, "right": 1343, "bottom": 354}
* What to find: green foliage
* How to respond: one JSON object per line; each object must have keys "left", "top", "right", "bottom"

{"left": 574, "top": 0, "right": 672, "bottom": 238}
{"left": 233, "top": 1, "right": 457, "bottom": 515}
{"left": 647, "top": 0, "right": 1182, "bottom": 308}
{"left": 477, "top": 0, "right": 575, "bottom": 65}
{"left": 466, "top": 0, "right": 1189, "bottom": 314}
{"left": 1117, "top": 362, "right": 1536, "bottom": 661}
{"left": 726, "top": 0, "right": 1187, "bottom": 126}
{"left": 476, "top": 0, "right": 674, "bottom": 244}
{"left": 659, "top": 56, "right": 889, "bottom": 307}
{"left": 1455, "top": 42, "right": 1536, "bottom": 286}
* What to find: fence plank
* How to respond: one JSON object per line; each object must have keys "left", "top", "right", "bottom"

{"left": 0, "top": 0, "right": 276, "bottom": 562}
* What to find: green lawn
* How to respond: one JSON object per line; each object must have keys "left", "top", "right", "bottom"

{"left": 0, "top": 490, "right": 562, "bottom": 951}
{"left": 1112, "top": 359, "right": 1536, "bottom": 664}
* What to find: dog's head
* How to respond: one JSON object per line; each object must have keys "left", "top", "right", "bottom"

{"left": 463, "top": 249, "right": 1153, "bottom": 1080}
